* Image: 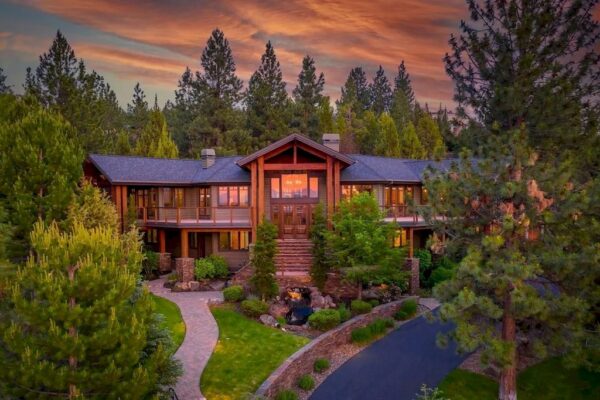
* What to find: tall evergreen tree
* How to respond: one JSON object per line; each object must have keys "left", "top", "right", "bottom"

{"left": 393, "top": 61, "right": 415, "bottom": 106}
{"left": 334, "top": 103, "right": 362, "bottom": 153}
{"left": 398, "top": 122, "right": 426, "bottom": 159}
{"left": 0, "top": 220, "right": 177, "bottom": 398}
{"left": 445, "top": 0, "right": 599, "bottom": 166}
{"left": 246, "top": 41, "right": 290, "bottom": 148}
{"left": 0, "top": 68, "right": 11, "bottom": 94}
{"left": 336, "top": 67, "right": 370, "bottom": 114}
{"left": 292, "top": 55, "right": 325, "bottom": 140}
{"left": 24, "top": 31, "right": 124, "bottom": 153}
{"left": 368, "top": 65, "right": 392, "bottom": 115}
{"left": 0, "top": 96, "right": 83, "bottom": 256}
{"left": 134, "top": 108, "right": 179, "bottom": 159}
{"left": 127, "top": 82, "right": 150, "bottom": 141}
{"left": 355, "top": 111, "right": 379, "bottom": 154}
{"left": 375, "top": 113, "right": 401, "bottom": 157}
{"left": 251, "top": 220, "right": 279, "bottom": 300}
{"left": 317, "top": 96, "right": 335, "bottom": 133}
{"left": 164, "top": 67, "right": 200, "bottom": 155}
{"left": 416, "top": 112, "right": 446, "bottom": 159}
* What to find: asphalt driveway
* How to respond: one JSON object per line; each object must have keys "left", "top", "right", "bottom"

{"left": 310, "top": 312, "right": 466, "bottom": 400}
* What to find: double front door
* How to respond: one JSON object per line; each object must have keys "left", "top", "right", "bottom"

{"left": 272, "top": 204, "right": 310, "bottom": 239}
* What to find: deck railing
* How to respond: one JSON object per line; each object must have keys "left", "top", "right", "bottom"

{"left": 380, "top": 205, "right": 430, "bottom": 224}
{"left": 137, "top": 206, "right": 252, "bottom": 225}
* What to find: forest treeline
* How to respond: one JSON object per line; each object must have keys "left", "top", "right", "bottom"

{"left": 0, "top": 29, "right": 457, "bottom": 159}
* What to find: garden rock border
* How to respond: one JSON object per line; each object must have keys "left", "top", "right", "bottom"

{"left": 255, "top": 296, "right": 419, "bottom": 398}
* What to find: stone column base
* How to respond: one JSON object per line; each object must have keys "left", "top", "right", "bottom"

{"left": 405, "top": 257, "right": 420, "bottom": 295}
{"left": 176, "top": 257, "right": 195, "bottom": 283}
{"left": 159, "top": 252, "right": 172, "bottom": 273}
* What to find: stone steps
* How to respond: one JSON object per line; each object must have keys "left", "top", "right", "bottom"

{"left": 275, "top": 239, "right": 313, "bottom": 276}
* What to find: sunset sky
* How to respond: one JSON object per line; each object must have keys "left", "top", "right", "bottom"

{"left": 0, "top": 0, "right": 473, "bottom": 109}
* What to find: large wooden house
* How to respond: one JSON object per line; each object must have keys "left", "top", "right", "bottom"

{"left": 85, "top": 133, "right": 452, "bottom": 276}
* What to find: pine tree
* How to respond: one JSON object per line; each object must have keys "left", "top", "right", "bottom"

{"left": 398, "top": 122, "right": 426, "bottom": 159}
{"left": 424, "top": 129, "right": 595, "bottom": 400}
{"left": 309, "top": 203, "right": 329, "bottom": 290}
{"left": 115, "top": 130, "right": 133, "bottom": 155}
{"left": 416, "top": 112, "right": 446, "bottom": 159}
{"left": 251, "top": 220, "right": 279, "bottom": 300}
{"left": 292, "top": 55, "right": 325, "bottom": 140}
{"left": 65, "top": 180, "right": 119, "bottom": 232}
{"left": 375, "top": 113, "right": 401, "bottom": 157}
{"left": 127, "top": 82, "right": 150, "bottom": 141}
{"left": 246, "top": 41, "right": 290, "bottom": 148}
{"left": 25, "top": 31, "right": 124, "bottom": 153}
{"left": 445, "top": 0, "right": 599, "bottom": 165}
{"left": 0, "top": 220, "right": 176, "bottom": 398}
{"left": 0, "top": 96, "right": 83, "bottom": 256}
{"left": 355, "top": 111, "right": 379, "bottom": 154}
{"left": 334, "top": 103, "right": 362, "bottom": 153}
{"left": 368, "top": 66, "right": 392, "bottom": 115}
{"left": 0, "top": 68, "right": 12, "bottom": 94}
{"left": 134, "top": 108, "right": 179, "bottom": 158}
{"left": 336, "top": 67, "right": 370, "bottom": 115}
{"left": 317, "top": 96, "right": 335, "bottom": 133}
{"left": 393, "top": 61, "right": 415, "bottom": 106}
{"left": 164, "top": 67, "right": 200, "bottom": 155}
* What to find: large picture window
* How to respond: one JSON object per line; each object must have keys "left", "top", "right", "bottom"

{"left": 342, "top": 184, "right": 373, "bottom": 200}
{"left": 219, "top": 231, "right": 249, "bottom": 251}
{"left": 271, "top": 174, "right": 318, "bottom": 199}
{"left": 218, "top": 186, "right": 249, "bottom": 207}
{"left": 384, "top": 185, "right": 416, "bottom": 206}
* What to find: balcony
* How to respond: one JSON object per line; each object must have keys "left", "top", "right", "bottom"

{"left": 380, "top": 205, "right": 431, "bottom": 226}
{"left": 137, "top": 206, "right": 252, "bottom": 228}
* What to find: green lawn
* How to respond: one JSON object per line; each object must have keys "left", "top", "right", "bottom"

{"left": 438, "top": 358, "right": 600, "bottom": 400}
{"left": 201, "top": 304, "right": 310, "bottom": 400}
{"left": 151, "top": 294, "right": 186, "bottom": 352}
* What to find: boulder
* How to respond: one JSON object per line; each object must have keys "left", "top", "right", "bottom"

{"left": 173, "top": 282, "right": 190, "bottom": 292}
{"left": 323, "top": 295, "right": 336, "bottom": 309}
{"left": 259, "top": 314, "right": 279, "bottom": 328}
{"left": 189, "top": 281, "right": 201, "bottom": 291}
{"left": 269, "top": 303, "right": 289, "bottom": 319}
{"left": 310, "top": 294, "right": 326, "bottom": 309}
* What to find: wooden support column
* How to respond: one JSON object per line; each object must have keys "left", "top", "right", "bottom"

{"left": 180, "top": 229, "right": 189, "bottom": 258}
{"left": 326, "top": 156, "right": 334, "bottom": 225}
{"left": 121, "top": 185, "right": 128, "bottom": 229}
{"left": 251, "top": 162, "right": 257, "bottom": 242}
{"left": 257, "top": 156, "right": 265, "bottom": 222}
{"left": 334, "top": 161, "right": 341, "bottom": 209}
{"left": 159, "top": 230, "right": 166, "bottom": 253}
{"left": 409, "top": 228, "right": 414, "bottom": 258}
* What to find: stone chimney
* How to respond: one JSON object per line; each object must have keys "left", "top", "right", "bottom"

{"left": 322, "top": 133, "right": 340, "bottom": 152}
{"left": 201, "top": 148, "right": 216, "bottom": 168}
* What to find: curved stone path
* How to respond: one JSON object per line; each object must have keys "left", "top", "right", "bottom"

{"left": 147, "top": 277, "right": 223, "bottom": 400}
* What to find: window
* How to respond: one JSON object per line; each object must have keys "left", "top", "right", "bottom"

{"left": 145, "top": 229, "right": 158, "bottom": 243}
{"left": 163, "top": 188, "right": 173, "bottom": 207}
{"left": 421, "top": 187, "right": 429, "bottom": 204}
{"left": 271, "top": 178, "right": 280, "bottom": 198}
{"left": 392, "top": 229, "right": 407, "bottom": 248}
{"left": 342, "top": 185, "right": 373, "bottom": 200}
{"left": 309, "top": 177, "right": 319, "bottom": 198}
{"left": 384, "top": 186, "right": 416, "bottom": 206}
{"left": 219, "top": 231, "right": 249, "bottom": 251}
{"left": 218, "top": 186, "right": 249, "bottom": 206}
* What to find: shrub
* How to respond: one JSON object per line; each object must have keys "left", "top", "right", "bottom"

{"left": 368, "top": 299, "right": 380, "bottom": 307}
{"left": 207, "top": 254, "right": 229, "bottom": 278}
{"left": 308, "top": 309, "right": 341, "bottom": 331}
{"left": 337, "top": 303, "right": 351, "bottom": 322}
{"left": 276, "top": 316, "right": 286, "bottom": 326}
{"left": 251, "top": 221, "right": 279, "bottom": 300}
{"left": 275, "top": 389, "right": 298, "bottom": 400}
{"left": 394, "top": 299, "right": 418, "bottom": 321}
{"left": 313, "top": 358, "right": 330, "bottom": 373}
{"left": 351, "top": 318, "right": 395, "bottom": 344}
{"left": 240, "top": 299, "right": 269, "bottom": 318}
{"left": 194, "top": 258, "right": 215, "bottom": 280}
{"left": 142, "top": 251, "right": 159, "bottom": 277}
{"left": 297, "top": 374, "right": 315, "bottom": 391}
{"left": 351, "top": 299, "right": 372, "bottom": 315}
{"left": 223, "top": 285, "right": 244, "bottom": 302}
{"left": 167, "top": 273, "right": 178, "bottom": 282}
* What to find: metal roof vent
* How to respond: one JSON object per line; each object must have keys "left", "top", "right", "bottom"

{"left": 201, "top": 148, "right": 216, "bottom": 169}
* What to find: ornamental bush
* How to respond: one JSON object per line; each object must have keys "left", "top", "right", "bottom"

{"left": 313, "top": 358, "right": 330, "bottom": 373}
{"left": 143, "top": 250, "right": 159, "bottom": 278}
{"left": 223, "top": 285, "right": 244, "bottom": 302}
{"left": 350, "top": 299, "right": 372, "bottom": 315}
{"left": 351, "top": 318, "right": 395, "bottom": 344}
{"left": 297, "top": 374, "right": 315, "bottom": 391}
{"left": 207, "top": 254, "right": 229, "bottom": 278}
{"left": 194, "top": 258, "right": 215, "bottom": 280}
{"left": 240, "top": 299, "right": 269, "bottom": 318}
{"left": 275, "top": 390, "right": 298, "bottom": 400}
{"left": 394, "top": 299, "right": 418, "bottom": 321}
{"left": 337, "top": 303, "right": 351, "bottom": 322}
{"left": 308, "top": 309, "right": 341, "bottom": 331}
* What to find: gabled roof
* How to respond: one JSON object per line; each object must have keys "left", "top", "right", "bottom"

{"left": 341, "top": 155, "right": 459, "bottom": 183}
{"left": 236, "top": 133, "right": 355, "bottom": 168}
{"left": 88, "top": 154, "right": 249, "bottom": 185}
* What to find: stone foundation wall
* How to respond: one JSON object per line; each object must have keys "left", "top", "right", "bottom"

{"left": 158, "top": 252, "right": 172, "bottom": 273}
{"left": 256, "top": 296, "right": 418, "bottom": 398}
{"left": 405, "top": 258, "right": 420, "bottom": 295}
{"left": 175, "top": 257, "right": 194, "bottom": 283}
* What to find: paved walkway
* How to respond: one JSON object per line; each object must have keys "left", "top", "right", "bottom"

{"left": 310, "top": 300, "right": 466, "bottom": 400}
{"left": 147, "top": 278, "right": 223, "bottom": 400}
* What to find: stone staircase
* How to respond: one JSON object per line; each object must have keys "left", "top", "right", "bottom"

{"left": 274, "top": 239, "right": 313, "bottom": 276}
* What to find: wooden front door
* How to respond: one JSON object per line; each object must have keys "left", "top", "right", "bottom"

{"left": 272, "top": 204, "right": 310, "bottom": 239}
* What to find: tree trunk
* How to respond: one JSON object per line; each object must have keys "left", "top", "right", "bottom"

{"left": 499, "top": 292, "right": 517, "bottom": 400}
